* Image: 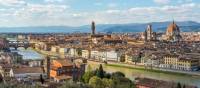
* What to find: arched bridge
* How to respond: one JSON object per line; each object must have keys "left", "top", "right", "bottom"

{"left": 8, "top": 40, "right": 30, "bottom": 50}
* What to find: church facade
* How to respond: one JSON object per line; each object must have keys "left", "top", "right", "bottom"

{"left": 162, "top": 21, "right": 182, "bottom": 42}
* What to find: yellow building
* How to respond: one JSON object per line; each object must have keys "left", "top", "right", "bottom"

{"left": 162, "top": 55, "right": 199, "bottom": 71}
{"left": 51, "top": 46, "right": 59, "bottom": 53}
{"left": 125, "top": 54, "right": 133, "bottom": 64}
{"left": 59, "top": 47, "right": 67, "bottom": 54}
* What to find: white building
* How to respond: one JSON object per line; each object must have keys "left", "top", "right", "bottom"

{"left": 82, "top": 50, "right": 90, "bottom": 59}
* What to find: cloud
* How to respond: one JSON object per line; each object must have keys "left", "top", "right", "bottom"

{"left": 75, "top": 3, "right": 200, "bottom": 25}
{"left": 94, "top": 2, "right": 102, "bottom": 6}
{"left": 178, "top": 0, "right": 193, "bottom": 3}
{"left": 106, "top": 10, "right": 120, "bottom": 14}
{"left": 108, "top": 3, "right": 118, "bottom": 8}
{"left": 0, "top": 0, "right": 26, "bottom": 7}
{"left": 0, "top": 0, "right": 199, "bottom": 27}
{"left": 44, "top": 0, "right": 64, "bottom": 3}
{"left": 14, "top": 4, "right": 69, "bottom": 17}
{"left": 153, "top": 0, "right": 170, "bottom": 4}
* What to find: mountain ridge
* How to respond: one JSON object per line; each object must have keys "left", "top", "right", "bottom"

{"left": 0, "top": 21, "right": 199, "bottom": 33}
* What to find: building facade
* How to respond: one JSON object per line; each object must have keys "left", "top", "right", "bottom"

{"left": 161, "top": 55, "right": 199, "bottom": 71}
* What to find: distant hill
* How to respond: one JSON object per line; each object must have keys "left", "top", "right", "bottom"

{"left": 99, "top": 21, "right": 200, "bottom": 33}
{"left": 0, "top": 21, "right": 199, "bottom": 33}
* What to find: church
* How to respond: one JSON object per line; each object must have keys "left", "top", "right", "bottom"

{"left": 162, "top": 21, "right": 182, "bottom": 42}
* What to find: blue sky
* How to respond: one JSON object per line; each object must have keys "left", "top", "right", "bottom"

{"left": 0, "top": 0, "right": 200, "bottom": 27}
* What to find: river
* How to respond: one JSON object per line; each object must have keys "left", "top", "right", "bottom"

{"left": 12, "top": 48, "right": 200, "bottom": 87}
{"left": 10, "top": 47, "right": 44, "bottom": 60}
{"left": 87, "top": 61, "right": 200, "bottom": 87}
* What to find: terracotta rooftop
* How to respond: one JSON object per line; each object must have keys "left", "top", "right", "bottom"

{"left": 13, "top": 67, "right": 44, "bottom": 74}
{"left": 166, "top": 21, "right": 180, "bottom": 34}
{"left": 54, "top": 59, "right": 73, "bottom": 67}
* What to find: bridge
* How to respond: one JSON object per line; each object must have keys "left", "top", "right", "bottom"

{"left": 8, "top": 40, "right": 30, "bottom": 50}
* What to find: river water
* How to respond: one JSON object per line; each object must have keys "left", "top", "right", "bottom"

{"left": 87, "top": 61, "right": 200, "bottom": 87}
{"left": 13, "top": 48, "right": 200, "bottom": 87}
{"left": 10, "top": 47, "right": 44, "bottom": 60}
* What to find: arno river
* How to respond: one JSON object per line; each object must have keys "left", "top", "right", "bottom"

{"left": 14, "top": 48, "right": 200, "bottom": 87}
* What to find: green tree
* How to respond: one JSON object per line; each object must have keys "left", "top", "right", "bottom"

{"left": 111, "top": 71, "right": 125, "bottom": 78}
{"left": 77, "top": 48, "right": 82, "bottom": 56}
{"left": 177, "top": 82, "right": 182, "bottom": 88}
{"left": 102, "top": 78, "right": 114, "bottom": 88}
{"left": 104, "top": 73, "right": 111, "bottom": 79}
{"left": 60, "top": 80, "right": 91, "bottom": 88}
{"left": 120, "top": 54, "right": 126, "bottom": 62}
{"left": 89, "top": 76, "right": 103, "bottom": 88}
{"left": 82, "top": 71, "right": 95, "bottom": 83}
{"left": 96, "top": 64, "right": 104, "bottom": 78}
{"left": 40, "top": 74, "right": 44, "bottom": 84}
{"left": 112, "top": 77, "right": 135, "bottom": 88}
{"left": 87, "top": 64, "right": 92, "bottom": 72}
{"left": 183, "top": 84, "right": 186, "bottom": 88}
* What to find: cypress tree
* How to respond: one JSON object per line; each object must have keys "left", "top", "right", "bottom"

{"left": 97, "top": 64, "right": 104, "bottom": 78}
{"left": 177, "top": 82, "right": 181, "bottom": 88}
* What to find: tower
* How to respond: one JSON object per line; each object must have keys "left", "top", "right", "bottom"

{"left": 152, "top": 32, "right": 157, "bottom": 41}
{"left": 144, "top": 30, "right": 147, "bottom": 42}
{"left": 46, "top": 56, "right": 50, "bottom": 79}
{"left": 147, "top": 24, "right": 152, "bottom": 40}
{"left": 91, "top": 21, "right": 95, "bottom": 35}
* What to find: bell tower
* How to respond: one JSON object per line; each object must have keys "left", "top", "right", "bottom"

{"left": 91, "top": 21, "right": 95, "bottom": 35}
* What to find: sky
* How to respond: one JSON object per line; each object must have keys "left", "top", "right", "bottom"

{"left": 0, "top": 0, "right": 200, "bottom": 27}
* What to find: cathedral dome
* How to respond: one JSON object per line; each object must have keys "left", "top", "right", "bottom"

{"left": 166, "top": 21, "right": 180, "bottom": 34}
{"left": 164, "top": 21, "right": 182, "bottom": 41}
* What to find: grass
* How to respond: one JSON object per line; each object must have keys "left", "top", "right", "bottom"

{"left": 105, "top": 63, "right": 194, "bottom": 76}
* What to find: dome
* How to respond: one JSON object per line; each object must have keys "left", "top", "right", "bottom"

{"left": 166, "top": 21, "right": 180, "bottom": 34}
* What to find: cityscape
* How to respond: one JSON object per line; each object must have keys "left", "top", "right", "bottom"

{"left": 0, "top": 0, "right": 200, "bottom": 88}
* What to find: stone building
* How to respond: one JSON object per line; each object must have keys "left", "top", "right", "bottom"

{"left": 162, "top": 21, "right": 182, "bottom": 42}
{"left": 144, "top": 24, "right": 157, "bottom": 42}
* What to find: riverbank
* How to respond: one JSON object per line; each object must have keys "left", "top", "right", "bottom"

{"left": 13, "top": 49, "right": 200, "bottom": 87}
{"left": 29, "top": 48, "right": 200, "bottom": 77}
{"left": 31, "top": 48, "right": 59, "bottom": 57}
{"left": 105, "top": 62, "right": 200, "bottom": 76}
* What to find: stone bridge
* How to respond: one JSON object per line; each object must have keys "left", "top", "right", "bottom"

{"left": 8, "top": 40, "right": 30, "bottom": 50}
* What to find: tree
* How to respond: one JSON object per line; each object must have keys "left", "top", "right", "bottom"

{"left": 120, "top": 54, "right": 126, "bottom": 62}
{"left": 96, "top": 64, "right": 104, "bottom": 78}
{"left": 82, "top": 71, "right": 95, "bottom": 83}
{"left": 40, "top": 74, "right": 44, "bottom": 84}
{"left": 87, "top": 64, "right": 92, "bottom": 72}
{"left": 177, "top": 82, "right": 181, "bottom": 88}
{"left": 111, "top": 71, "right": 125, "bottom": 78}
{"left": 102, "top": 78, "right": 114, "bottom": 88}
{"left": 104, "top": 73, "right": 111, "bottom": 79}
{"left": 0, "top": 74, "right": 3, "bottom": 82}
{"left": 89, "top": 76, "right": 103, "bottom": 88}
{"left": 77, "top": 48, "right": 82, "bottom": 56}
{"left": 112, "top": 77, "right": 135, "bottom": 88}
{"left": 82, "top": 67, "right": 98, "bottom": 83}
{"left": 60, "top": 80, "right": 91, "bottom": 88}
{"left": 183, "top": 84, "right": 186, "bottom": 88}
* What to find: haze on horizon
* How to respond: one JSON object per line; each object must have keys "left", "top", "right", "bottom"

{"left": 0, "top": 0, "right": 200, "bottom": 27}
